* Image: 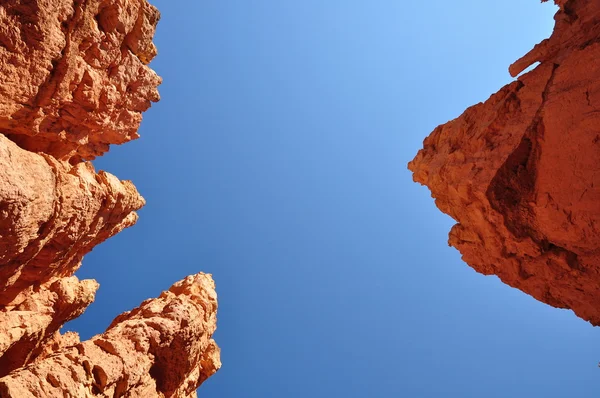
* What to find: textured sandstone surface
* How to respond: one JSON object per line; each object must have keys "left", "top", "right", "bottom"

{"left": 0, "top": 133, "right": 144, "bottom": 306}
{"left": 409, "top": 0, "right": 600, "bottom": 324}
{"left": 0, "top": 0, "right": 161, "bottom": 162}
{"left": 0, "top": 274, "right": 220, "bottom": 398}
{"left": 0, "top": 0, "right": 220, "bottom": 396}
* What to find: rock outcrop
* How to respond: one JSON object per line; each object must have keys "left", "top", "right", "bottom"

{"left": 409, "top": 0, "right": 600, "bottom": 324}
{"left": 0, "top": 274, "right": 220, "bottom": 398}
{"left": 0, "top": 0, "right": 161, "bottom": 163}
{"left": 0, "top": 0, "right": 220, "bottom": 396}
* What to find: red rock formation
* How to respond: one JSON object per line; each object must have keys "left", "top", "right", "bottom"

{"left": 0, "top": 133, "right": 144, "bottom": 306}
{"left": 0, "top": 274, "right": 220, "bottom": 398}
{"left": 0, "top": 0, "right": 161, "bottom": 163}
{"left": 0, "top": 0, "right": 220, "bottom": 395}
{"left": 409, "top": 0, "right": 600, "bottom": 324}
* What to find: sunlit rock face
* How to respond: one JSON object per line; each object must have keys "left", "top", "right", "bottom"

{"left": 0, "top": 0, "right": 161, "bottom": 163}
{"left": 0, "top": 273, "right": 220, "bottom": 398}
{"left": 0, "top": 1, "right": 220, "bottom": 396}
{"left": 410, "top": 0, "right": 600, "bottom": 325}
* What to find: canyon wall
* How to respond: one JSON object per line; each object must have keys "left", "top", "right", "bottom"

{"left": 0, "top": 0, "right": 220, "bottom": 396}
{"left": 409, "top": 0, "right": 600, "bottom": 324}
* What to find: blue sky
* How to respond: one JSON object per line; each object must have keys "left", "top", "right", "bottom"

{"left": 68, "top": 1, "right": 600, "bottom": 396}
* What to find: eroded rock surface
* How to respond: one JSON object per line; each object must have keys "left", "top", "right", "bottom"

{"left": 0, "top": 133, "right": 144, "bottom": 306}
{"left": 0, "top": 0, "right": 220, "bottom": 396}
{"left": 0, "top": 274, "right": 220, "bottom": 398}
{"left": 0, "top": 0, "right": 161, "bottom": 163}
{"left": 409, "top": 0, "right": 600, "bottom": 324}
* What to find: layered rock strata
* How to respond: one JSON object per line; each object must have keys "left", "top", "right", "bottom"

{"left": 409, "top": 0, "right": 600, "bottom": 324}
{"left": 0, "top": 0, "right": 220, "bottom": 396}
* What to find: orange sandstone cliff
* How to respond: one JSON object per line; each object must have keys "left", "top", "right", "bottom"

{"left": 409, "top": 0, "right": 600, "bottom": 324}
{"left": 0, "top": 0, "right": 220, "bottom": 396}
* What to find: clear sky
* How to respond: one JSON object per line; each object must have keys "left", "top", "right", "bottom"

{"left": 67, "top": 1, "right": 600, "bottom": 396}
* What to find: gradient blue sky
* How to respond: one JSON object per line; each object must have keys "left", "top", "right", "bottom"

{"left": 68, "top": 1, "right": 600, "bottom": 396}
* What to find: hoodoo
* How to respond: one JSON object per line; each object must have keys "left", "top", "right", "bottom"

{"left": 0, "top": 1, "right": 220, "bottom": 396}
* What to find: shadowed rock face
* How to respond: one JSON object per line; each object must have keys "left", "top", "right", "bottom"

{"left": 409, "top": 0, "right": 600, "bottom": 325}
{"left": 0, "top": 0, "right": 220, "bottom": 396}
